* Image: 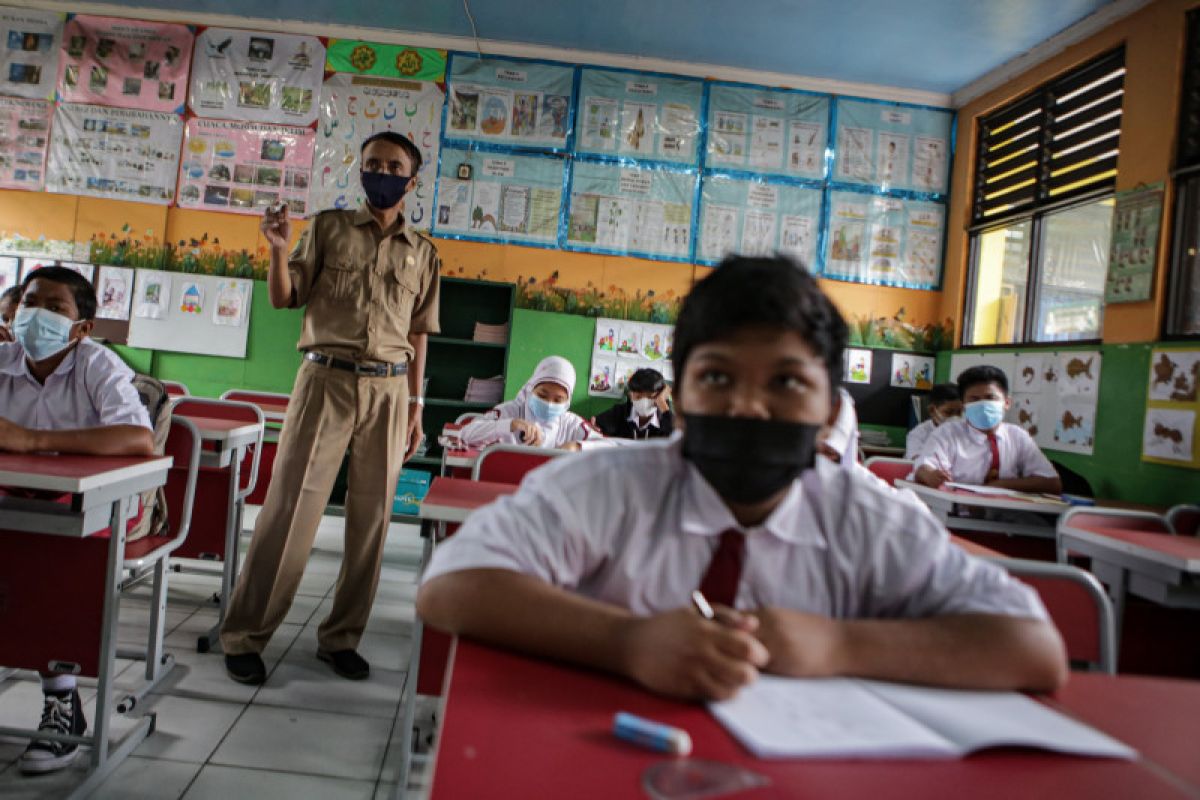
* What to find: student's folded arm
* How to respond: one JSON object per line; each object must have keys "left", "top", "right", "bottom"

{"left": 1, "top": 421, "right": 155, "bottom": 456}
{"left": 457, "top": 417, "right": 515, "bottom": 447}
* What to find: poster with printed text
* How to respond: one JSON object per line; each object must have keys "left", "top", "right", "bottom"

{"left": 46, "top": 102, "right": 182, "bottom": 205}
{"left": 697, "top": 174, "right": 821, "bottom": 268}
{"left": 189, "top": 28, "right": 324, "bottom": 126}
{"left": 57, "top": 15, "right": 193, "bottom": 112}
{"left": 706, "top": 84, "right": 828, "bottom": 179}
{"left": 1105, "top": 183, "right": 1162, "bottom": 303}
{"left": 95, "top": 265, "right": 133, "bottom": 320}
{"left": 0, "top": 8, "right": 63, "bottom": 100}
{"left": 589, "top": 317, "right": 674, "bottom": 398}
{"left": 1143, "top": 348, "right": 1200, "bottom": 470}
{"left": 567, "top": 161, "right": 695, "bottom": 261}
{"left": 313, "top": 73, "right": 444, "bottom": 227}
{"left": 824, "top": 191, "right": 943, "bottom": 288}
{"left": 0, "top": 97, "right": 52, "bottom": 191}
{"left": 833, "top": 98, "right": 953, "bottom": 195}
{"left": 434, "top": 146, "right": 564, "bottom": 245}
{"left": 447, "top": 56, "right": 574, "bottom": 149}
{"left": 577, "top": 68, "right": 703, "bottom": 166}
{"left": 176, "top": 119, "right": 314, "bottom": 216}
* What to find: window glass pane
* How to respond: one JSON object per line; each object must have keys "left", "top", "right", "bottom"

{"left": 1034, "top": 198, "right": 1113, "bottom": 341}
{"left": 1171, "top": 176, "right": 1200, "bottom": 335}
{"left": 969, "top": 221, "right": 1031, "bottom": 345}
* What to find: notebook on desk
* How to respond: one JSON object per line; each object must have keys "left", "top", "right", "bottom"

{"left": 944, "top": 483, "right": 1065, "bottom": 504}
{"left": 710, "top": 677, "right": 1135, "bottom": 760}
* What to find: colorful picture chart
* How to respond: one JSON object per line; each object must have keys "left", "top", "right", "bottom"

{"left": 890, "top": 353, "right": 935, "bottom": 390}
{"left": 698, "top": 175, "right": 821, "bottom": 267}
{"left": 57, "top": 15, "right": 193, "bottom": 113}
{"left": 0, "top": 8, "right": 63, "bottom": 100}
{"left": 706, "top": 84, "right": 829, "bottom": 180}
{"left": 1143, "top": 348, "right": 1200, "bottom": 469}
{"left": 46, "top": 102, "right": 182, "bottom": 205}
{"left": 575, "top": 68, "right": 703, "bottom": 166}
{"left": 177, "top": 118, "right": 315, "bottom": 216}
{"left": 446, "top": 55, "right": 574, "bottom": 149}
{"left": 312, "top": 71, "right": 445, "bottom": 227}
{"left": 96, "top": 265, "right": 134, "bottom": 320}
{"left": 433, "top": 146, "right": 564, "bottom": 245}
{"left": 833, "top": 98, "right": 952, "bottom": 195}
{"left": 589, "top": 316, "right": 674, "bottom": 398}
{"left": 1002, "top": 351, "right": 1101, "bottom": 456}
{"left": 567, "top": 161, "right": 695, "bottom": 261}
{"left": 824, "top": 191, "right": 943, "bottom": 288}
{"left": 1105, "top": 183, "right": 1163, "bottom": 304}
{"left": 0, "top": 96, "right": 53, "bottom": 191}
{"left": 189, "top": 28, "right": 325, "bottom": 126}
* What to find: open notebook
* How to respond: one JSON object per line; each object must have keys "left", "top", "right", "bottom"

{"left": 710, "top": 677, "right": 1135, "bottom": 760}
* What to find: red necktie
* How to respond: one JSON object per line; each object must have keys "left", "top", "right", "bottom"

{"left": 986, "top": 431, "right": 1001, "bottom": 479}
{"left": 698, "top": 530, "right": 746, "bottom": 608}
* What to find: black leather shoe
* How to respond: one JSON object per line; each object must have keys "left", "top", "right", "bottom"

{"left": 317, "top": 649, "right": 370, "bottom": 680}
{"left": 225, "top": 652, "right": 266, "bottom": 685}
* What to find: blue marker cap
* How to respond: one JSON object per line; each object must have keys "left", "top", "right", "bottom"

{"left": 613, "top": 711, "right": 692, "bottom": 756}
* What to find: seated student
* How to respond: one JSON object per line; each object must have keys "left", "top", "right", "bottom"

{"left": 905, "top": 383, "right": 963, "bottom": 459}
{"left": 417, "top": 256, "right": 1065, "bottom": 702}
{"left": 459, "top": 356, "right": 605, "bottom": 451}
{"left": 0, "top": 267, "right": 154, "bottom": 775}
{"left": 0, "top": 284, "right": 20, "bottom": 328}
{"left": 913, "top": 366, "right": 1063, "bottom": 494}
{"left": 593, "top": 368, "right": 674, "bottom": 440}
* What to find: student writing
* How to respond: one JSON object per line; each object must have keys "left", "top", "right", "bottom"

{"left": 905, "top": 382, "right": 963, "bottom": 459}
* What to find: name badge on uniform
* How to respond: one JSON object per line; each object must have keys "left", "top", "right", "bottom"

{"left": 406, "top": 255, "right": 415, "bottom": 266}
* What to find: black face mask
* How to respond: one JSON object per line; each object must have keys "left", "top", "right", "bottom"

{"left": 361, "top": 171, "right": 411, "bottom": 210}
{"left": 681, "top": 414, "right": 820, "bottom": 504}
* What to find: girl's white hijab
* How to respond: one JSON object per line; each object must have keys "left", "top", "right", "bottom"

{"left": 514, "top": 356, "right": 576, "bottom": 404}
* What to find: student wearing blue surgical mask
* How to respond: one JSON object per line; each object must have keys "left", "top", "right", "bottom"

{"left": 912, "top": 365, "right": 1062, "bottom": 494}
{"left": 594, "top": 368, "right": 674, "bottom": 441}
{"left": 459, "top": 355, "right": 606, "bottom": 451}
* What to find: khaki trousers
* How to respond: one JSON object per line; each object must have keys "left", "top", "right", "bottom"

{"left": 220, "top": 359, "right": 408, "bottom": 655}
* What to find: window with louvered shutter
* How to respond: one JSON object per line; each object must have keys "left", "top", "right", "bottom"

{"left": 1168, "top": 10, "right": 1200, "bottom": 337}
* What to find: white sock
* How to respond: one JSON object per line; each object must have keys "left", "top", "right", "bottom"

{"left": 40, "top": 674, "right": 76, "bottom": 695}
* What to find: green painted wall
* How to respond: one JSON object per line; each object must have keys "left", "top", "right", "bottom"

{"left": 936, "top": 345, "right": 1200, "bottom": 507}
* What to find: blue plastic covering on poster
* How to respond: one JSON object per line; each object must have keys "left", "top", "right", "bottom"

{"left": 575, "top": 67, "right": 704, "bottom": 166}
{"left": 706, "top": 83, "right": 830, "bottom": 180}
{"left": 432, "top": 145, "right": 566, "bottom": 247}
{"left": 565, "top": 158, "right": 697, "bottom": 262}
{"left": 445, "top": 53, "right": 575, "bottom": 151}
{"left": 824, "top": 188, "right": 945, "bottom": 289}
{"left": 697, "top": 174, "right": 823, "bottom": 268}
{"left": 831, "top": 97, "right": 953, "bottom": 195}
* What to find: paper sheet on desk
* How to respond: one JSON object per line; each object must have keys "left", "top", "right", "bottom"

{"left": 709, "top": 676, "right": 1136, "bottom": 760}
{"left": 944, "top": 483, "right": 1065, "bottom": 504}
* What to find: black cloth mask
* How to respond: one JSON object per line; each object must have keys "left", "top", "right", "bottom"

{"left": 681, "top": 414, "right": 820, "bottom": 504}
{"left": 361, "top": 171, "right": 411, "bottom": 210}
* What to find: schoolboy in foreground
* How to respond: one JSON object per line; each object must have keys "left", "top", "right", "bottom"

{"left": 418, "top": 257, "right": 1066, "bottom": 701}
{"left": 913, "top": 366, "right": 1062, "bottom": 494}
{"left": 0, "top": 267, "right": 154, "bottom": 773}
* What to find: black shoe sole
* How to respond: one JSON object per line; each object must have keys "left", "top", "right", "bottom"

{"left": 316, "top": 650, "right": 369, "bottom": 681}
{"left": 226, "top": 669, "right": 266, "bottom": 685}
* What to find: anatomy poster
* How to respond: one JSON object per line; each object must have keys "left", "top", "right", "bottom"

{"left": 1143, "top": 348, "right": 1200, "bottom": 469}
{"left": 176, "top": 119, "right": 314, "bottom": 216}
{"left": 312, "top": 73, "right": 444, "bottom": 228}
{"left": 0, "top": 96, "right": 52, "bottom": 191}
{"left": 188, "top": 28, "right": 324, "bottom": 126}
{"left": 95, "top": 265, "right": 133, "bottom": 320}
{"left": 589, "top": 317, "right": 673, "bottom": 397}
{"left": 57, "top": 15, "right": 193, "bottom": 112}
{"left": 0, "top": 8, "right": 63, "bottom": 100}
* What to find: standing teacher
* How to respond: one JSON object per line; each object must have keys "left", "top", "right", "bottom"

{"left": 221, "top": 132, "right": 440, "bottom": 685}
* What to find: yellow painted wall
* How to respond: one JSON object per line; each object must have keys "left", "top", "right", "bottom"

{"left": 943, "top": 0, "right": 1196, "bottom": 344}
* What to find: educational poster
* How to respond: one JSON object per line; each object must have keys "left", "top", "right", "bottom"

{"left": 833, "top": 98, "right": 953, "bottom": 194}
{"left": 697, "top": 174, "right": 822, "bottom": 268}
{"left": 824, "top": 191, "right": 943, "bottom": 288}
{"left": 0, "top": 96, "right": 53, "bottom": 191}
{"left": 446, "top": 56, "right": 574, "bottom": 149}
{"left": 325, "top": 40, "right": 446, "bottom": 82}
{"left": 188, "top": 28, "right": 324, "bottom": 126}
{"left": 706, "top": 84, "right": 828, "bottom": 179}
{"left": 134, "top": 270, "right": 170, "bottom": 319}
{"left": 212, "top": 279, "right": 249, "bottom": 326}
{"left": 433, "top": 146, "right": 564, "bottom": 245}
{"left": 95, "top": 265, "right": 133, "bottom": 320}
{"left": 844, "top": 348, "right": 872, "bottom": 384}
{"left": 128, "top": 270, "right": 253, "bottom": 357}
{"left": 567, "top": 161, "right": 695, "bottom": 261}
{"left": 588, "top": 317, "right": 673, "bottom": 397}
{"left": 312, "top": 73, "right": 444, "bottom": 228}
{"left": 890, "top": 353, "right": 934, "bottom": 390}
{"left": 1143, "top": 348, "right": 1200, "bottom": 469}
{"left": 576, "top": 68, "right": 703, "bottom": 165}
{"left": 1105, "top": 183, "right": 1163, "bottom": 303}
{"left": 0, "top": 256, "right": 17, "bottom": 292}
{"left": 176, "top": 119, "right": 314, "bottom": 216}
{"left": 0, "top": 8, "right": 63, "bottom": 100}
{"left": 46, "top": 102, "right": 183, "bottom": 205}
{"left": 57, "top": 15, "right": 193, "bottom": 113}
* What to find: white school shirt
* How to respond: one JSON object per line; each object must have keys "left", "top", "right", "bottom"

{"left": 424, "top": 439, "right": 1046, "bottom": 621}
{"left": 0, "top": 339, "right": 150, "bottom": 431}
{"left": 904, "top": 419, "right": 939, "bottom": 460}
{"left": 912, "top": 418, "right": 1057, "bottom": 485}
{"left": 459, "top": 399, "right": 607, "bottom": 450}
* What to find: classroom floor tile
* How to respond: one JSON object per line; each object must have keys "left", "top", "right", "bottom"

{"left": 183, "top": 764, "right": 377, "bottom": 800}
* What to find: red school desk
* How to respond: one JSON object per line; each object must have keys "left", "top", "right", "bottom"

{"left": 429, "top": 640, "right": 1200, "bottom": 800}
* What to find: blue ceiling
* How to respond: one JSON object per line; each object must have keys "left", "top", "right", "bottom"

{"left": 124, "top": 0, "right": 1115, "bottom": 95}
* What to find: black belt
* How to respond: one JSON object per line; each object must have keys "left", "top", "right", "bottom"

{"left": 304, "top": 351, "right": 408, "bottom": 377}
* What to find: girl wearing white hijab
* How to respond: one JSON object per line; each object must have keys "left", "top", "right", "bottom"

{"left": 459, "top": 356, "right": 606, "bottom": 450}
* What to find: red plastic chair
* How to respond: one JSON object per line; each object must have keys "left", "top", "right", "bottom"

{"left": 471, "top": 443, "right": 564, "bottom": 485}
{"left": 221, "top": 389, "right": 290, "bottom": 505}
{"left": 161, "top": 380, "right": 190, "bottom": 398}
{"left": 863, "top": 456, "right": 915, "bottom": 487}
{"left": 1167, "top": 504, "right": 1200, "bottom": 537}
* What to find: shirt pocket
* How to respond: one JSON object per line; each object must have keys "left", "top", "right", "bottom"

{"left": 317, "top": 257, "right": 361, "bottom": 304}
{"left": 385, "top": 263, "right": 421, "bottom": 318}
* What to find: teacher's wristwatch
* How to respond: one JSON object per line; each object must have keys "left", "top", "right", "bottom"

{"left": 409, "top": 396, "right": 425, "bottom": 407}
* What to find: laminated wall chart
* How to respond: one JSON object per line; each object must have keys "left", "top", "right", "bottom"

{"left": 0, "top": 8, "right": 64, "bottom": 100}
{"left": 0, "top": 96, "right": 53, "bottom": 190}
{"left": 575, "top": 67, "right": 703, "bottom": 166}
{"left": 566, "top": 160, "right": 695, "bottom": 260}
{"left": 589, "top": 316, "right": 674, "bottom": 398}
{"left": 444, "top": 55, "right": 575, "bottom": 149}
{"left": 435, "top": 145, "right": 563, "bottom": 246}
